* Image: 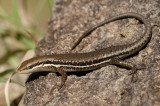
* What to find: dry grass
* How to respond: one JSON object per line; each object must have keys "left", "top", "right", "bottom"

{"left": 0, "top": 0, "right": 52, "bottom": 105}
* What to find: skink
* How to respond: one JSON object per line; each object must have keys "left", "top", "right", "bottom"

{"left": 16, "top": 12, "right": 151, "bottom": 88}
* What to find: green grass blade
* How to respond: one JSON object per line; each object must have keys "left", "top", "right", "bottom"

{"left": 0, "top": 69, "right": 14, "bottom": 77}
{"left": 0, "top": 49, "right": 23, "bottom": 65}
{"left": 11, "top": 0, "right": 21, "bottom": 26}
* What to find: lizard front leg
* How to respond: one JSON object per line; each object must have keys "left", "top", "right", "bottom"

{"left": 57, "top": 67, "right": 67, "bottom": 90}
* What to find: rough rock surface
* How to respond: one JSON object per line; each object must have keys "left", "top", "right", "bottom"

{"left": 25, "top": 0, "right": 160, "bottom": 105}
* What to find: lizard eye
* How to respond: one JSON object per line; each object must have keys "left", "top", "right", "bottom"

{"left": 27, "top": 65, "right": 31, "bottom": 70}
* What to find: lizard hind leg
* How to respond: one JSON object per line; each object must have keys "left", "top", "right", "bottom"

{"left": 110, "top": 58, "right": 138, "bottom": 82}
